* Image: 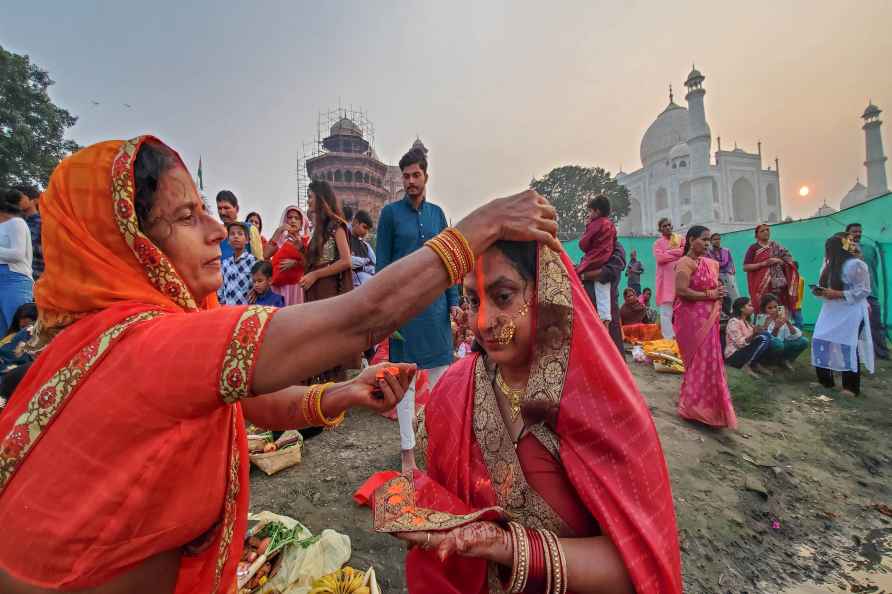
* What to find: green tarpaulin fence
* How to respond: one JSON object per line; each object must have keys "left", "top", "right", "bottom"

{"left": 562, "top": 192, "right": 891, "bottom": 336}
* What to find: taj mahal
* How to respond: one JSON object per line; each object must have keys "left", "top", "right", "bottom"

{"left": 616, "top": 66, "right": 782, "bottom": 235}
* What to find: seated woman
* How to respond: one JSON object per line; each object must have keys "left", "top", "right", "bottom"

{"left": 394, "top": 241, "right": 682, "bottom": 594}
{"left": 620, "top": 287, "right": 662, "bottom": 342}
{"left": 725, "top": 297, "right": 771, "bottom": 378}
{"left": 759, "top": 293, "right": 808, "bottom": 370}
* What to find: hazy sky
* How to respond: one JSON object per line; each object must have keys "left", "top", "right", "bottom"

{"left": 3, "top": 0, "right": 891, "bottom": 227}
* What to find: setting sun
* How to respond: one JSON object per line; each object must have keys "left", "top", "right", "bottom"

{"left": 799, "top": 185, "right": 810, "bottom": 197}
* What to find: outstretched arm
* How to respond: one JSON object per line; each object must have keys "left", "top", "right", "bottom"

{"left": 251, "top": 191, "right": 559, "bottom": 395}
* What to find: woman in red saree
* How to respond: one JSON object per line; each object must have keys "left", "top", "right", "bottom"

{"left": 673, "top": 226, "right": 737, "bottom": 429}
{"left": 0, "top": 136, "right": 559, "bottom": 594}
{"left": 390, "top": 241, "right": 682, "bottom": 593}
{"left": 743, "top": 224, "right": 799, "bottom": 314}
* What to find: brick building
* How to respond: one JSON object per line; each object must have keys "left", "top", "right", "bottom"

{"left": 305, "top": 116, "right": 428, "bottom": 223}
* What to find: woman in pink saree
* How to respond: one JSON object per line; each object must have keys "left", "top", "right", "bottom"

{"left": 673, "top": 225, "right": 737, "bottom": 429}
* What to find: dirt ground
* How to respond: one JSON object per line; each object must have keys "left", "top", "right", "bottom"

{"left": 250, "top": 351, "right": 892, "bottom": 593}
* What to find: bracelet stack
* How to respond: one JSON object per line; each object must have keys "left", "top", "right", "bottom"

{"left": 425, "top": 228, "right": 475, "bottom": 285}
{"left": 301, "top": 382, "right": 345, "bottom": 430}
{"left": 504, "top": 522, "right": 568, "bottom": 594}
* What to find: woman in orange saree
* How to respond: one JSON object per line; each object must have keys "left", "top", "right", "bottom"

{"left": 673, "top": 226, "right": 736, "bottom": 429}
{"left": 743, "top": 224, "right": 799, "bottom": 314}
{"left": 0, "top": 136, "right": 560, "bottom": 593}
{"left": 386, "top": 241, "right": 682, "bottom": 593}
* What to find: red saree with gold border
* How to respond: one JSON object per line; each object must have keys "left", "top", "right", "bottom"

{"left": 404, "top": 247, "right": 682, "bottom": 594}
{"left": 0, "top": 137, "right": 276, "bottom": 593}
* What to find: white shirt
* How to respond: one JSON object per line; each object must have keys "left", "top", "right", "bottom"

{"left": 0, "top": 217, "right": 33, "bottom": 278}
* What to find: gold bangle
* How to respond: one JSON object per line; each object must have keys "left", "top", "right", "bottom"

{"left": 510, "top": 522, "right": 529, "bottom": 593}
{"left": 302, "top": 384, "right": 320, "bottom": 426}
{"left": 541, "top": 529, "right": 566, "bottom": 594}
{"left": 426, "top": 237, "right": 460, "bottom": 285}
{"left": 314, "top": 382, "right": 345, "bottom": 430}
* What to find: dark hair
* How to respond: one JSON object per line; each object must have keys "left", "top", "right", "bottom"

{"left": 710, "top": 232, "right": 721, "bottom": 240}
{"left": 845, "top": 222, "right": 862, "bottom": 232}
{"left": 251, "top": 260, "right": 273, "bottom": 278}
{"left": 819, "top": 232, "right": 854, "bottom": 291}
{"left": 216, "top": 190, "right": 239, "bottom": 210}
{"left": 732, "top": 297, "right": 751, "bottom": 319}
{"left": 307, "top": 180, "right": 345, "bottom": 266}
{"left": 684, "top": 225, "right": 710, "bottom": 255}
{"left": 133, "top": 141, "right": 178, "bottom": 231}
{"left": 587, "top": 194, "right": 611, "bottom": 217}
{"left": 245, "top": 211, "right": 263, "bottom": 232}
{"left": 353, "top": 209, "right": 374, "bottom": 228}
{"left": 5, "top": 302, "right": 37, "bottom": 337}
{"left": 399, "top": 148, "right": 428, "bottom": 173}
{"left": 754, "top": 223, "right": 770, "bottom": 237}
{"left": 643, "top": 287, "right": 652, "bottom": 293}
{"left": 11, "top": 184, "right": 39, "bottom": 200}
{"left": 623, "top": 287, "right": 637, "bottom": 298}
{"left": 342, "top": 205, "right": 354, "bottom": 223}
{"left": 760, "top": 292, "right": 779, "bottom": 311}
{"left": 0, "top": 188, "right": 24, "bottom": 215}
{"left": 492, "top": 240, "right": 537, "bottom": 282}
{"left": 226, "top": 221, "right": 250, "bottom": 237}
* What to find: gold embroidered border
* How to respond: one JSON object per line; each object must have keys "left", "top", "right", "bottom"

{"left": 219, "top": 306, "right": 276, "bottom": 403}
{"left": 472, "top": 357, "right": 569, "bottom": 538}
{"left": 0, "top": 311, "right": 162, "bottom": 492}
{"left": 212, "top": 414, "right": 241, "bottom": 594}
{"left": 110, "top": 137, "right": 198, "bottom": 311}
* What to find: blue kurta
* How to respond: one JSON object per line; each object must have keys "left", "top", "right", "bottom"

{"left": 377, "top": 195, "right": 458, "bottom": 368}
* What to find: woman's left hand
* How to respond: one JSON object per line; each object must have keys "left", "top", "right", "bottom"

{"left": 395, "top": 521, "right": 513, "bottom": 565}
{"left": 299, "top": 271, "right": 317, "bottom": 290}
{"left": 346, "top": 362, "right": 416, "bottom": 413}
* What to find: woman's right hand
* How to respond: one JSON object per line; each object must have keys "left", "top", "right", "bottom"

{"left": 279, "top": 258, "right": 297, "bottom": 272}
{"left": 456, "top": 189, "right": 560, "bottom": 255}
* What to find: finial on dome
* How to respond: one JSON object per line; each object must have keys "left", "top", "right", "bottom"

{"left": 669, "top": 83, "right": 674, "bottom": 103}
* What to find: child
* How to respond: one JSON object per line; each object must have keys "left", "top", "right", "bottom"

{"left": 249, "top": 261, "right": 285, "bottom": 307}
{"left": 725, "top": 296, "right": 771, "bottom": 378}
{"left": 759, "top": 292, "right": 809, "bottom": 370}
{"left": 576, "top": 194, "right": 617, "bottom": 322}
{"left": 218, "top": 222, "right": 257, "bottom": 305}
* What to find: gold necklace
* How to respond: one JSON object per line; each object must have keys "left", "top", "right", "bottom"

{"left": 495, "top": 368, "right": 524, "bottom": 421}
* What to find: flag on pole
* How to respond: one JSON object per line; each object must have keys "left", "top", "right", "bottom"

{"left": 197, "top": 156, "right": 204, "bottom": 191}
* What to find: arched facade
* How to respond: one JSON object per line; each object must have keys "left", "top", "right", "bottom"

{"left": 731, "top": 178, "right": 757, "bottom": 222}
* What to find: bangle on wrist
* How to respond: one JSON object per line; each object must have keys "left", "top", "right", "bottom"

{"left": 304, "top": 383, "right": 345, "bottom": 429}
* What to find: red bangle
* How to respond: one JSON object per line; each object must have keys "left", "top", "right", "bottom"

{"left": 525, "top": 527, "right": 545, "bottom": 588}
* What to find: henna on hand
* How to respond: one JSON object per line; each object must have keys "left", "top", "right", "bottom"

{"left": 436, "top": 521, "right": 513, "bottom": 565}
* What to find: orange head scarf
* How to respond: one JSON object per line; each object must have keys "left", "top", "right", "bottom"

{"left": 34, "top": 136, "right": 216, "bottom": 343}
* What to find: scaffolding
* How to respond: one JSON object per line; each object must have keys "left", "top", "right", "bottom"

{"left": 296, "top": 106, "right": 377, "bottom": 211}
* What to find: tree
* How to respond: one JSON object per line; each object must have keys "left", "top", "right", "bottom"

{"left": 0, "top": 45, "right": 79, "bottom": 188}
{"left": 530, "top": 165, "right": 630, "bottom": 241}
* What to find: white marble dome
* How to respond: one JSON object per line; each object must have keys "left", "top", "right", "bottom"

{"left": 640, "top": 102, "right": 710, "bottom": 167}
{"left": 668, "top": 142, "right": 690, "bottom": 160}
{"left": 839, "top": 180, "right": 868, "bottom": 210}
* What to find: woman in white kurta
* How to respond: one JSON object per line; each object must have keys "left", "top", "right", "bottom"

{"left": 811, "top": 232, "right": 874, "bottom": 396}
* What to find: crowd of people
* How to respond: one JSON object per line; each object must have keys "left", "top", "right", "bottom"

{"left": 577, "top": 206, "right": 888, "bottom": 431}
{"left": 0, "top": 130, "right": 885, "bottom": 593}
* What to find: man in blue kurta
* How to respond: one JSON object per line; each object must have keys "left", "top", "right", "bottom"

{"left": 376, "top": 147, "right": 459, "bottom": 472}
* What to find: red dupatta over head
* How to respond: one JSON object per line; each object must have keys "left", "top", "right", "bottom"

{"left": 0, "top": 137, "right": 270, "bottom": 593}
{"left": 403, "top": 246, "right": 682, "bottom": 594}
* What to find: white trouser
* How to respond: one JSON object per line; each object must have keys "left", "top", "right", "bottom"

{"left": 595, "top": 281, "right": 612, "bottom": 321}
{"left": 659, "top": 302, "right": 675, "bottom": 339}
{"left": 398, "top": 364, "right": 448, "bottom": 450}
